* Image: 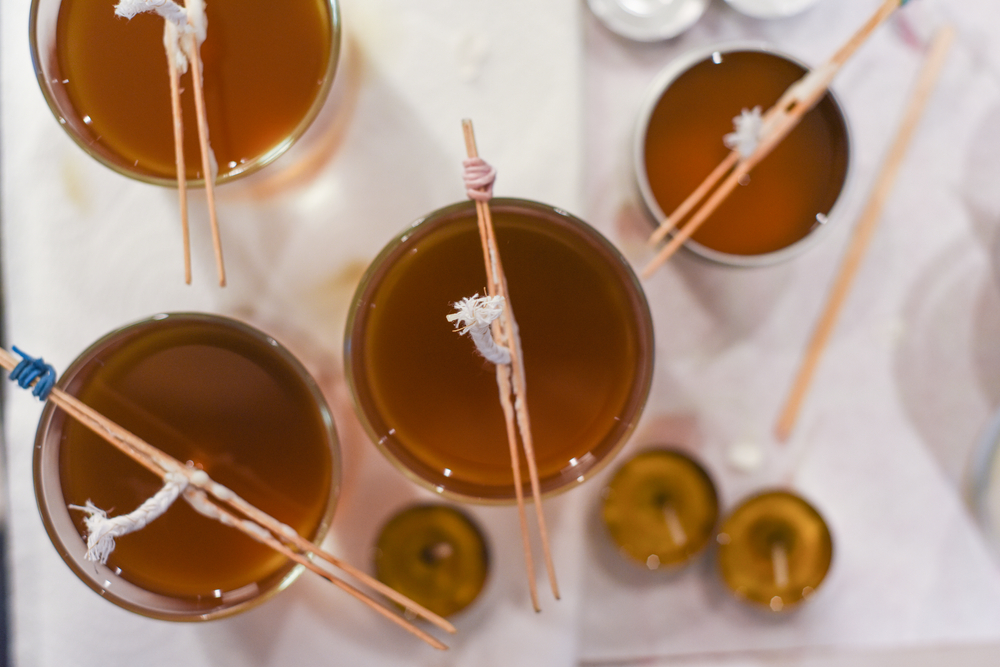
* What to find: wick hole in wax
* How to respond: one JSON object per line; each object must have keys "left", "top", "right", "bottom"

{"left": 653, "top": 492, "right": 688, "bottom": 547}
{"left": 420, "top": 541, "right": 455, "bottom": 565}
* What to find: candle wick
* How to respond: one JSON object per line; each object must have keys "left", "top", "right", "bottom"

{"left": 422, "top": 541, "right": 455, "bottom": 565}
{"left": 771, "top": 541, "right": 790, "bottom": 589}
{"left": 447, "top": 294, "right": 511, "bottom": 365}
{"left": 662, "top": 503, "right": 688, "bottom": 548}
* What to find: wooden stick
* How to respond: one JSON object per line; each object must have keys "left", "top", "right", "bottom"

{"left": 774, "top": 26, "right": 955, "bottom": 442}
{"left": 643, "top": 0, "right": 907, "bottom": 276}
{"left": 183, "top": 32, "right": 226, "bottom": 287}
{"left": 163, "top": 22, "right": 191, "bottom": 285}
{"left": 461, "top": 122, "right": 539, "bottom": 611}
{"left": 462, "top": 119, "right": 560, "bottom": 605}
{"left": 0, "top": 348, "right": 451, "bottom": 647}
{"left": 648, "top": 151, "right": 739, "bottom": 247}
{"left": 183, "top": 489, "right": 448, "bottom": 650}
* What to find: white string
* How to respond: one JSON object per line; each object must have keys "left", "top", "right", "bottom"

{"left": 723, "top": 106, "right": 764, "bottom": 159}
{"left": 116, "top": 0, "right": 208, "bottom": 75}
{"left": 70, "top": 472, "right": 188, "bottom": 564}
{"left": 447, "top": 294, "right": 511, "bottom": 365}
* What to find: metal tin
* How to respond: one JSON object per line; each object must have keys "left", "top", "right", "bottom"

{"left": 633, "top": 42, "right": 854, "bottom": 267}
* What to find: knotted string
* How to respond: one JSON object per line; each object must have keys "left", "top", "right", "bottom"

{"left": 463, "top": 157, "right": 496, "bottom": 202}
{"left": 8, "top": 347, "right": 57, "bottom": 400}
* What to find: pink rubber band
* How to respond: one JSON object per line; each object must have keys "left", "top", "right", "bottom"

{"left": 463, "top": 157, "right": 496, "bottom": 202}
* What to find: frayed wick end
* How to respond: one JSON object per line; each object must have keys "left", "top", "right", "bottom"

{"left": 723, "top": 106, "right": 763, "bottom": 159}
{"left": 447, "top": 294, "right": 510, "bottom": 365}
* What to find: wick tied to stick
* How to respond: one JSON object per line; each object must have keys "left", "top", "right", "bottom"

{"left": 115, "top": 0, "right": 226, "bottom": 287}
{"left": 451, "top": 120, "right": 560, "bottom": 612}
{"left": 642, "top": 0, "right": 908, "bottom": 278}
{"left": 1, "top": 347, "right": 453, "bottom": 650}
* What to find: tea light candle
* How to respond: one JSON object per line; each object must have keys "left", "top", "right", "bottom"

{"left": 602, "top": 449, "right": 719, "bottom": 569}
{"left": 374, "top": 505, "right": 489, "bottom": 618}
{"left": 716, "top": 490, "right": 833, "bottom": 611}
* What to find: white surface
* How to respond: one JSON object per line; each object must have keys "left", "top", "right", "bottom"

{"left": 4, "top": 0, "right": 1000, "bottom": 665}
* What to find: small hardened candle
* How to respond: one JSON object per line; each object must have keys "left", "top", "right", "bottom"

{"left": 374, "top": 505, "right": 489, "bottom": 618}
{"left": 602, "top": 449, "right": 719, "bottom": 569}
{"left": 716, "top": 490, "right": 833, "bottom": 611}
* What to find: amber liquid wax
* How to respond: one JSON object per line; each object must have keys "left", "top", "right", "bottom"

{"left": 54, "top": 0, "right": 332, "bottom": 180}
{"left": 58, "top": 318, "right": 333, "bottom": 599}
{"left": 354, "top": 204, "right": 650, "bottom": 500}
{"left": 644, "top": 50, "right": 850, "bottom": 256}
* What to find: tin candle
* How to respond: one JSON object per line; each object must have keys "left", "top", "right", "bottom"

{"left": 716, "top": 490, "right": 833, "bottom": 611}
{"left": 374, "top": 504, "right": 489, "bottom": 618}
{"left": 636, "top": 45, "right": 851, "bottom": 265}
{"left": 603, "top": 448, "right": 719, "bottom": 569}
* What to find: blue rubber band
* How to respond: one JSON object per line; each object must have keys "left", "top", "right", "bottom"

{"left": 9, "top": 346, "right": 57, "bottom": 400}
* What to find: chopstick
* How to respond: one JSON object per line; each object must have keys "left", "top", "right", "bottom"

{"left": 774, "top": 26, "right": 956, "bottom": 442}
{"left": 642, "top": 0, "right": 908, "bottom": 278}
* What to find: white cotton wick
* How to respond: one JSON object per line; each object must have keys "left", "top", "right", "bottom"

{"left": 447, "top": 294, "right": 511, "bottom": 365}
{"left": 70, "top": 472, "right": 188, "bottom": 565}
{"left": 723, "top": 106, "right": 764, "bottom": 159}
{"left": 118, "top": 0, "right": 210, "bottom": 75}
{"left": 115, "top": 0, "right": 190, "bottom": 33}
{"left": 463, "top": 157, "right": 496, "bottom": 202}
{"left": 162, "top": 20, "right": 188, "bottom": 75}
{"left": 184, "top": 0, "right": 208, "bottom": 44}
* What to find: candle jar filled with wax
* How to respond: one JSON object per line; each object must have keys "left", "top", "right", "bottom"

{"left": 716, "top": 490, "right": 833, "bottom": 612}
{"left": 374, "top": 504, "right": 489, "bottom": 618}
{"left": 602, "top": 448, "right": 719, "bottom": 569}
{"left": 29, "top": 0, "right": 340, "bottom": 185}
{"left": 635, "top": 44, "right": 852, "bottom": 266}
{"left": 345, "top": 199, "right": 655, "bottom": 502}
{"left": 32, "top": 313, "right": 340, "bottom": 620}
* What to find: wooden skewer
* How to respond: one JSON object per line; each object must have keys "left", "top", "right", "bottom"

{"left": 642, "top": 0, "right": 908, "bottom": 277}
{"left": 0, "top": 348, "right": 452, "bottom": 648}
{"left": 774, "top": 26, "right": 955, "bottom": 442}
{"left": 163, "top": 22, "right": 191, "bottom": 285}
{"left": 183, "top": 30, "right": 226, "bottom": 287}
{"left": 462, "top": 119, "right": 560, "bottom": 607}
{"left": 183, "top": 489, "right": 448, "bottom": 650}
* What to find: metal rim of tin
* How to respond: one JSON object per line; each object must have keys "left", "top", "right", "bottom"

{"left": 632, "top": 41, "right": 855, "bottom": 268}
{"left": 724, "top": 0, "right": 823, "bottom": 20}
{"left": 968, "top": 408, "right": 1000, "bottom": 561}
{"left": 587, "top": 0, "right": 710, "bottom": 42}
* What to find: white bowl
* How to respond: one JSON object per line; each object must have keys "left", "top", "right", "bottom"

{"left": 588, "top": 0, "right": 710, "bottom": 42}
{"left": 725, "top": 0, "right": 823, "bottom": 19}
